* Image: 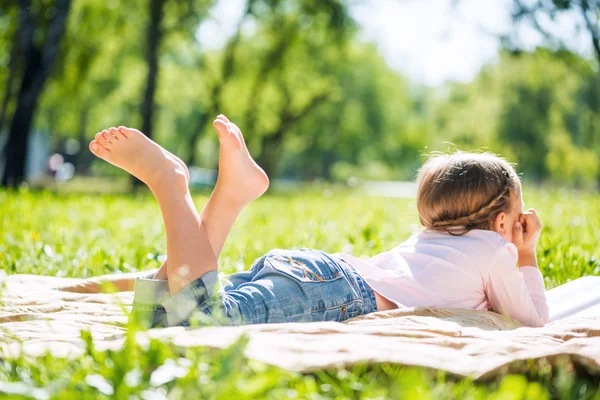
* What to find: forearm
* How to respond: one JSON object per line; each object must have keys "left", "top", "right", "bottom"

{"left": 518, "top": 250, "right": 538, "bottom": 269}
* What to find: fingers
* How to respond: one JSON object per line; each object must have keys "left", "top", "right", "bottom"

{"left": 513, "top": 220, "right": 524, "bottom": 247}
{"left": 513, "top": 206, "right": 543, "bottom": 247}
{"left": 529, "top": 208, "right": 542, "bottom": 228}
{"left": 514, "top": 208, "right": 542, "bottom": 256}
{"left": 520, "top": 208, "right": 542, "bottom": 233}
{"left": 519, "top": 213, "right": 527, "bottom": 225}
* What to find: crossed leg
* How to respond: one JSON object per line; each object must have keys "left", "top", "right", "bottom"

{"left": 81, "top": 115, "right": 268, "bottom": 295}
{"left": 153, "top": 115, "right": 269, "bottom": 281}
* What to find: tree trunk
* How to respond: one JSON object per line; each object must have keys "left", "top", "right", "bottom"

{"left": 76, "top": 106, "right": 90, "bottom": 174}
{"left": 133, "top": 0, "right": 165, "bottom": 187}
{"left": 1, "top": 0, "right": 72, "bottom": 187}
{"left": 0, "top": 27, "right": 21, "bottom": 133}
{"left": 141, "top": 0, "right": 164, "bottom": 140}
{"left": 321, "top": 149, "right": 336, "bottom": 180}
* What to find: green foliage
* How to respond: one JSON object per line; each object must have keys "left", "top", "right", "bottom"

{"left": 3, "top": 1, "right": 600, "bottom": 185}
{"left": 546, "top": 131, "right": 599, "bottom": 186}
{"left": 0, "top": 187, "right": 599, "bottom": 398}
{"left": 434, "top": 49, "right": 600, "bottom": 186}
{"left": 282, "top": 42, "right": 421, "bottom": 180}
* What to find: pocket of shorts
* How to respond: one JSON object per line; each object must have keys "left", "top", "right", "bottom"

{"left": 266, "top": 251, "right": 343, "bottom": 283}
{"left": 310, "top": 301, "right": 362, "bottom": 322}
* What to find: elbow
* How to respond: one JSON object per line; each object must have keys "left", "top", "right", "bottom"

{"left": 529, "top": 306, "right": 550, "bottom": 328}
{"left": 529, "top": 318, "right": 547, "bottom": 328}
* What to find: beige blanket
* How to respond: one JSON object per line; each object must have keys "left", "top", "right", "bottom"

{"left": 1, "top": 274, "right": 599, "bottom": 379}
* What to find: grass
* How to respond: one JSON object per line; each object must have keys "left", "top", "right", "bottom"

{"left": 0, "top": 186, "right": 599, "bottom": 399}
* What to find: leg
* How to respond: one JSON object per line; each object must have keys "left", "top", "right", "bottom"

{"left": 152, "top": 114, "right": 269, "bottom": 280}
{"left": 80, "top": 115, "right": 268, "bottom": 293}
{"left": 89, "top": 126, "right": 216, "bottom": 295}
{"left": 200, "top": 115, "right": 269, "bottom": 257}
{"left": 152, "top": 184, "right": 217, "bottom": 294}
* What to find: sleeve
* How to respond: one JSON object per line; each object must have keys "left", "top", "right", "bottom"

{"left": 485, "top": 242, "right": 549, "bottom": 327}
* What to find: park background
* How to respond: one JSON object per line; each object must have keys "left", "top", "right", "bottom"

{"left": 1, "top": 1, "right": 600, "bottom": 399}
{"left": 1, "top": 0, "right": 600, "bottom": 188}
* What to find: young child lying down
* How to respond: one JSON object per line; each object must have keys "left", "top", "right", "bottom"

{"left": 81, "top": 115, "right": 548, "bottom": 328}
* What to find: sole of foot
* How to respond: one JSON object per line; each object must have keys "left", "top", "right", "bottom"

{"left": 89, "top": 126, "right": 189, "bottom": 191}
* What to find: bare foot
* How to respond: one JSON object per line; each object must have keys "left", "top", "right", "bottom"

{"left": 89, "top": 127, "right": 188, "bottom": 190}
{"left": 212, "top": 115, "right": 269, "bottom": 205}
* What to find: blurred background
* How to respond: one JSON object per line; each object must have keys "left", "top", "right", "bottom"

{"left": 1, "top": 0, "right": 599, "bottom": 191}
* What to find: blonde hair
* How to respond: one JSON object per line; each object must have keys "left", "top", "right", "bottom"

{"left": 416, "top": 152, "right": 521, "bottom": 235}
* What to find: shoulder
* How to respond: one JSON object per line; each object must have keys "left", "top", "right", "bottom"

{"left": 431, "top": 229, "right": 517, "bottom": 264}
{"left": 476, "top": 231, "right": 518, "bottom": 271}
{"left": 464, "top": 229, "right": 515, "bottom": 250}
{"left": 415, "top": 228, "right": 507, "bottom": 249}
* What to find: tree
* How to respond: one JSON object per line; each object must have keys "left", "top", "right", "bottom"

{"left": 511, "top": 0, "right": 600, "bottom": 64}
{"left": 0, "top": 3, "right": 20, "bottom": 133}
{"left": 506, "top": 2, "right": 600, "bottom": 184}
{"left": 279, "top": 43, "right": 419, "bottom": 181}
{"left": 1, "top": 0, "right": 72, "bottom": 187}
{"left": 133, "top": 0, "right": 213, "bottom": 185}
{"left": 433, "top": 48, "right": 600, "bottom": 185}
{"left": 185, "top": 0, "right": 355, "bottom": 173}
{"left": 140, "top": 0, "right": 165, "bottom": 142}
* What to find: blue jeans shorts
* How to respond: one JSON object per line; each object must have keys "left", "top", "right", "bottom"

{"left": 131, "top": 248, "right": 378, "bottom": 327}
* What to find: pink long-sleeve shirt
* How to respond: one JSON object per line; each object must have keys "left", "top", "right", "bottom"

{"left": 337, "top": 229, "right": 549, "bottom": 327}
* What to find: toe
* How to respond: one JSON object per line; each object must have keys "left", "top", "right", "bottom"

{"left": 213, "top": 119, "right": 232, "bottom": 141}
{"left": 89, "top": 140, "right": 108, "bottom": 157}
{"left": 108, "top": 127, "right": 120, "bottom": 140}
{"left": 228, "top": 122, "right": 244, "bottom": 138}
{"left": 117, "top": 126, "right": 129, "bottom": 138}
{"left": 118, "top": 126, "right": 142, "bottom": 138}
{"left": 229, "top": 122, "right": 248, "bottom": 149}
{"left": 214, "top": 119, "right": 243, "bottom": 150}
{"left": 89, "top": 140, "right": 99, "bottom": 154}
{"left": 97, "top": 130, "right": 112, "bottom": 148}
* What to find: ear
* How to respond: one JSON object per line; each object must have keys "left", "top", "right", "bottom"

{"left": 492, "top": 211, "right": 507, "bottom": 234}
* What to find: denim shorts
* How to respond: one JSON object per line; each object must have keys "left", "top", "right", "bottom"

{"left": 131, "top": 248, "right": 378, "bottom": 328}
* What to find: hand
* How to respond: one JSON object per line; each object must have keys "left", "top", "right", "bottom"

{"left": 512, "top": 208, "right": 542, "bottom": 267}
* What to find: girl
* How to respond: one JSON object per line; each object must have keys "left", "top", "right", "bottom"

{"left": 85, "top": 115, "right": 549, "bottom": 328}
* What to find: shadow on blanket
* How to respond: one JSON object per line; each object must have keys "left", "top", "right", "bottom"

{"left": 1, "top": 274, "right": 599, "bottom": 380}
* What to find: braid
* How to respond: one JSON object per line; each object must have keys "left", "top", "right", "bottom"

{"left": 417, "top": 152, "right": 520, "bottom": 236}
{"left": 429, "top": 182, "right": 512, "bottom": 236}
